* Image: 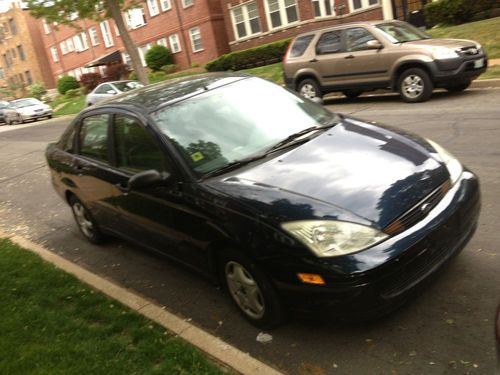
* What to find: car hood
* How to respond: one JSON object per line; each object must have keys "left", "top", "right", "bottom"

{"left": 17, "top": 104, "right": 50, "bottom": 113}
{"left": 405, "top": 38, "right": 479, "bottom": 49}
{"left": 205, "top": 117, "right": 449, "bottom": 229}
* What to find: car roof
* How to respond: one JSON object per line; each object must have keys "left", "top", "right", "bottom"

{"left": 91, "top": 73, "right": 250, "bottom": 112}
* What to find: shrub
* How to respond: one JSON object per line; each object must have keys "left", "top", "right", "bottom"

{"left": 161, "top": 64, "right": 179, "bottom": 74}
{"left": 205, "top": 39, "right": 291, "bottom": 72}
{"left": 80, "top": 73, "right": 102, "bottom": 93}
{"left": 106, "top": 63, "right": 129, "bottom": 81}
{"left": 145, "top": 45, "right": 173, "bottom": 71}
{"left": 28, "top": 82, "right": 47, "bottom": 100}
{"left": 128, "top": 71, "right": 138, "bottom": 80}
{"left": 64, "top": 88, "right": 82, "bottom": 98}
{"left": 57, "top": 76, "right": 79, "bottom": 95}
{"left": 424, "top": 0, "right": 497, "bottom": 25}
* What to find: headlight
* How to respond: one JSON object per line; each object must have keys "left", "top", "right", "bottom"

{"left": 281, "top": 220, "right": 388, "bottom": 258}
{"left": 427, "top": 139, "right": 463, "bottom": 184}
{"left": 432, "top": 47, "right": 459, "bottom": 60}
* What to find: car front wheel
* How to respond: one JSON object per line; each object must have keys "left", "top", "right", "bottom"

{"left": 298, "top": 78, "right": 322, "bottom": 100}
{"left": 69, "top": 196, "right": 104, "bottom": 244}
{"left": 220, "top": 249, "right": 285, "bottom": 328}
{"left": 398, "top": 68, "right": 433, "bottom": 103}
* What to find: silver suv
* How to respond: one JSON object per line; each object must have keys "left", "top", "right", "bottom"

{"left": 283, "top": 20, "right": 488, "bottom": 102}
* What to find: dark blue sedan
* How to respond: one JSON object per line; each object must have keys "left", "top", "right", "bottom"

{"left": 46, "top": 74, "right": 480, "bottom": 327}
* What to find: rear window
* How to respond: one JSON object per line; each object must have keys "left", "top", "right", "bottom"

{"left": 289, "top": 35, "right": 314, "bottom": 58}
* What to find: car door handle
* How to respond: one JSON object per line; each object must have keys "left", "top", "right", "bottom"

{"left": 309, "top": 58, "right": 318, "bottom": 63}
{"left": 345, "top": 55, "right": 355, "bottom": 59}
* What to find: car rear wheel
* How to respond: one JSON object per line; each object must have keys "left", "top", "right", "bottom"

{"left": 342, "top": 90, "right": 362, "bottom": 99}
{"left": 17, "top": 114, "right": 24, "bottom": 124}
{"left": 220, "top": 249, "right": 285, "bottom": 328}
{"left": 69, "top": 196, "right": 104, "bottom": 244}
{"left": 445, "top": 81, "right": 471, "bottom": 92}
{"left": 398, "top": 68, "right": 433, "bottom": 103}
{"left": 298, "top": 78, "right": 322, "bottom": 100}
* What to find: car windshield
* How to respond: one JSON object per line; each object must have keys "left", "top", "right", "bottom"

{"left": 152, "top": 78, "right": 338, "bottom": 177}
{"left": 113, "top": 81, "right": 144, "bottom": 92}
{"left": 376, "top": 22, "right": 430, "bottom": 43}
{"left": 0, "top": 102, "right": 9, "bottom": 109}
{"left": 12, "top": 99, "right": 42, "bottom": 108}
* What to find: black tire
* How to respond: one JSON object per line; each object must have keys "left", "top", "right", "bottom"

{"left": 48, "top": 115, "right": 53, "bottom": 119}
{"left": 342, "top": 90, "right": 362, "bottom": 99}
{"left": 398, "top": 68, "right": 433, "bottom": 103}
{"left": 17, "top": 114, "right": 24, "bottom": 124}
{"left": 69, "top": 195, "right": 104, "bottom": 244}
{"left": 297, "top": 78, "right": 322, "bottom": 100}
{"left": 219, "top": 249, "right": 285, "bottom": 328}
{"left": 445, "top": 81, "right": 471, "bottom": 92}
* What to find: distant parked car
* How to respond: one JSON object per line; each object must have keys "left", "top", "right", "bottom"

{"left": 4, "top": 98, "right": 53, "bottom": 124}
{"left": 0, "top": 101, "right": 10, "bottom": 124}
{"left": 85, "top": 80, "right": 144, "bottom": 106}
{"left": 283, "top": 20, "right": 488, "bottom": 102}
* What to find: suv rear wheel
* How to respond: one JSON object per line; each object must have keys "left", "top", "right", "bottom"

{"left": 398, "top": 68, "right": 433, "bottom": 103}
{"left": 298, "top": 78, "right": 322, "bottom": 100}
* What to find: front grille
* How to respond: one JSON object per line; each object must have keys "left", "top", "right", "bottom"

{"left": 384, "top": 180, "right": 451, "bottom": 235}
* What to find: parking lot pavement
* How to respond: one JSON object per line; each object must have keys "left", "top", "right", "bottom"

{"left": 1, "top": 88, "right": 499, "bottom": 374}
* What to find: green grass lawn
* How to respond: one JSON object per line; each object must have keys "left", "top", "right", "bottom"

{"left": 0, "top": 238, "right": 227, "bottom": 375}
{"left": 240, "top": 63, "right": 284, "bottom": 85}
{"left": 51, "top": 95, "right": 86, "bottom": 116}
{"left": 427, "top": 17, "right": 500, "bottom": 59}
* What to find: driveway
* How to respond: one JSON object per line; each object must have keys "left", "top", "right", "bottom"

{"left": 0, "top": 89, "right": 499, "bottom": 374}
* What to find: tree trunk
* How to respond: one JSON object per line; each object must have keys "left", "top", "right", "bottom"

{"left": 106, "top": 0, "right": 149, "bottom": 84}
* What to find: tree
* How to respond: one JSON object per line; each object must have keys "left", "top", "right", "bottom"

{"left": 25, "top": 0, "right": 149, "bottom": 84}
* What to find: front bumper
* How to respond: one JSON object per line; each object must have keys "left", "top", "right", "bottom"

{"left": 21, "top": 111, "right": 53, "bottom": 121}
{"left": 266, "top": 171, "right": 480, "bottom": 317}
{"left": 428, "top": 54, "right": 488, "bottom": 85}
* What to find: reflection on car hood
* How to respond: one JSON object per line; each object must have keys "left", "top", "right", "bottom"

{"left": 206, "top": 117, "right": 449, "bottom": 228}
{"left": 17, "top": 104, "right": 50, "bottom": 112}
{"left": 405, "top": 38, "right": 478, "bottom": 49}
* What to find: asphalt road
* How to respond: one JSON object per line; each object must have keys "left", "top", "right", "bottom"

{"left": 1, "top": 88, "right": 499, "bottom": 375}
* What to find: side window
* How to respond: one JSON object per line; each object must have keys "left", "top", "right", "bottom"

{"left": 345, "top": 27, "right": 376, "bottom": 52}
{"left": 79, "top": 114, "right": 109, "bottom": 162}
{"left": 289, "top": 35, "right": 314, "bottom": 58}
{"left": 114, "top": 114, "right": 166, "bottom": 173}
{"left": 63, "top": 127, "right": 76, "bottom": 152}
{"left": 95, "top": 84, "right": 111, "bottom": 94}
{"left": 316, "top": 30, "right": 342, "bottom": 54}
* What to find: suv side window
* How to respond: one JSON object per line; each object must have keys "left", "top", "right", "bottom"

{"left": 79, "top": 114, "right": 110, "bottom": 162}
{"left": 113, "top": 114, "right": 167, "bottom": 173}
{"left": 316, "top": 30, "right": 342, "bottom": 55}
{"left": 94, "top": 84, "right": 112, "bottom": 94}
{"left": 290, "top": 35, "right": 315, "bottom": 58}
{"left": 345, "top": 28, "right": 377, "bottom": 52}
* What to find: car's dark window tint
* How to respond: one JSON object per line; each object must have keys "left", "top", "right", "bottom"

{"left": 345, "top": 28, "right": 376, "bottom": 52}
{"left": 316, "top": 30, "right": 342, "bottom": 54}
{"left": 79, "top": 114, "right": 109, "bottom": 162}
{"left": 290, "top": 35, "right": 314, "bottom": 58}
{"left": 64, "top": 127, "right": 76, "bottom": 152}
{"left": 114, "top": 115, "right": 166, "bottom": 173}
{"left": 94, "top": 84, "right": 112, "bottom": 94}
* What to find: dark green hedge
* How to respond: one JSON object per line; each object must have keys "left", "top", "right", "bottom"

{"left": 205, "top": 39, "right": 291, "bottom": 72}
{"left": 424, "top": 0, "right": 498, "bottom": 25}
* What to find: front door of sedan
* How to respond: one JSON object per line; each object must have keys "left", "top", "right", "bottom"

{"left": 107, "top": 113, "right": 216, "bottom": 272}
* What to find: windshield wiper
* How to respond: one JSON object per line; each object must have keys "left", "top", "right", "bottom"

{"left": 201, "top": 153, "right": 267, "bottom": 179}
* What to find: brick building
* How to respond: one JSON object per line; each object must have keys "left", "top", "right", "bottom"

{"left": 39, "top": 0, "right": 229, "bottom": 82}
{"left": 221, "top": 0, "right": 394, "bottom": 52}
{"left": 0, "top": 4, "right": 55, "bottom": 98}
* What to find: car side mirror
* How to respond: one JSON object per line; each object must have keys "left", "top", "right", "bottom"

{"left": 128, "top": 170, "right": 170, "bottom": 190}
{"left": 107, "top": 89, "right": 117, "bottom": 95}
{"left": 366, "top": 40, "right": 383, "bottom": 50}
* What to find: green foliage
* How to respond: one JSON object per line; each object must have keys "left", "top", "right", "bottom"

{"left": 145, "top": 45, "right": 173, "bottom": 71}
{"left": 129, "top": 71, "right": 138, "bottom": 80}
{"left": 64, "top": 88, "right": 82, "bottom": 98}
{"left": 205, "top": 39, "right": 291, "bottom": 72}
{"left": 161, "top": 64, "right": 179, "bottom": 74}
{"left": 57, "top": 76, "right": 80, "bottom": 95}
{"left": 424, "top": 0, "right": 498, "bottom": 25}
{"left": 149, "top": 71, "right": 167, "bottom": 83}
{"left": 28, "top": 82, "right": 47, "bottom": 100}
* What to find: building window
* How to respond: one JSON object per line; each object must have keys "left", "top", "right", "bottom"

{"left": 189, "top": 27, "right": 203, "bottom": 52}
{"left": 113, "top": 21, "right": 120, "bottom": 36}
{"left": 25, "top": 71, "right": 33, "bottom": 85}
{"left": 138, "top": 44, "right": 152, "bottom": 66}
{"left": 42, "top": 19, "right": 51, "bottom": 34}
{"left": 312, "top": 0, "right": 335, "bottom": 17}
{"left": 169, "top": 34, "right": 181, "bottom": 53}
{"left": 50, "top": 46, "right": 59, "bottom": 62}
{"left": 100, "top": 21, "right": 114, "bottom": 47}
{"left": 8, "top": 18, "right": 17, "bottom": 35}
{"left": 66, "top": 38, "right": 75, "bottom": 52}
{"left": 147, "top": 0, "right": 160, "bottom": 16}
{"left": 89, "top": 27, "right": 99, "bottom": 46}
{"left": 125, "top": 7, "right": 146, "bottom": 29}
{"left": 349, "top": 0, "right": 379, "bottom": 11}
{"left": 122, "top": 52, "right": 131, "bottom": 67}
{"left": 157, "top": 37, "right": 168, "bottom": 47}
{"left": 230, "top": 2, "right": 261, "bottom": 40}
{"left": 60, "top": 40, "right": 68, "bottom": 54}
{"left": 17, "top": 45, "right": 25, "bottom": 60}
{"left": 74, "top": 32, "right": 89, "bottom": 52}
{"left": 160, "top": 0, "right": 171, "bottom": 11}
{"left": 182, "top": 0, "right": 193, "bottom": 8}
{"left": 265, "top": 0, "right": 298, "bottom": 29}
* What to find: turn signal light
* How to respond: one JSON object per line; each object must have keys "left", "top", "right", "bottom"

{"left": 297, "top": 273, "right": 325, "bottom": 285}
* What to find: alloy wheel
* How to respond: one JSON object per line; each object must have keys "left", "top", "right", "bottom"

{"left": 72, "top": 202, "right": 94, "bottom": 238}
{"left": 299, "top": 83, "right": 318, "bottom": 99}
{"left": 402, "top": 74, "right": 424, "bottom": 99}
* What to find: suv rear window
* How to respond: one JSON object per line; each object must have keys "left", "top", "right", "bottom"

{"left": 289, "top": 35, "right": 314, "bottom": 58}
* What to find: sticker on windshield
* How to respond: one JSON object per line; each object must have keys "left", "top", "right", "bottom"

{"left": 191, "top": 152, "right": 204, "bottom": 162}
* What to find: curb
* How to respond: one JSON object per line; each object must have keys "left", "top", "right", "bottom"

{"left": 471, "top": 78, "right": 500, "bottom": 88}
{"left": 1, "top": 232, "right": 284, "bottom": 375}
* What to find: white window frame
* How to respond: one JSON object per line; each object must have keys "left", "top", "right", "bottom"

{"left": 147, "top": 0, "right": 160, "bottom": 16}
{"left": 50, "top": 46, "right": 59, "bottom": 62}
{"left": 182, "top": 0, "right": 193, "bottom": 8}
{"left": 157, "top": 37, "right": 168, "bottom": 47}
{"left": 188, "top": 27, "right": 203, "bottom": 52}
{"left": 100, "top": 20, "right": 114, "bottom": 47}
{"left": 312, "top": 0, "right": 336, "bottom": 17}
{"left": 138, "top": 43, "right": 152, "bottom": 67}
{"left": 89, "top": 26, "right": 99, "bottom": 46}
{"left": 264, "top": 0, "right": 299, "bottom": 30}
{"left": 169, "top": 34, "right": 181, "bottom": 53}
{"left": 160, "top": 0, "right": 171, "bottom": 11}
{"left": 66, "top": 37, "right": 75, "bottom": 52}
{"left": 125, "top": 7, "right": 146, "bottom": 29}
{"left": 230, "top": 2, "right": 262, "bottom": 41}
{"left": 42, "top": 19, "right": 51, "bottom": 34}
{"left": 60, "top": 40, "right": 68, "bottom": 55}
{"left": 348, "top": 0, "right": 379, "bottom": 12}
